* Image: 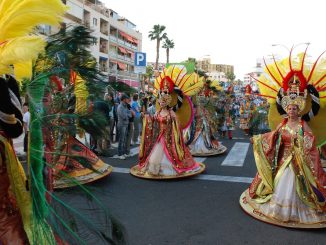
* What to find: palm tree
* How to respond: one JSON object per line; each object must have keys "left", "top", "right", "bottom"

{"left": 162, "top": 38, "right": 175, "bottom": 64}
{"left": 148, "top": 24, "right": 167, "bottom": 70}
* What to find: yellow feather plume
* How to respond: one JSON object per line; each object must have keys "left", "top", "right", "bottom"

{"left": 154, "top": 65, "right": 204, "bottom": 96}
{"left": 0, "top": 36, "right": 46, "bottom": 69}
{"left": 0, "top": 0, "right": 67, "bottom": 41}
{"left": 74, "top": 73, "right": 89, "bottom": 115}
{"left": 13, "top": 60, "right": 33, "bottom": 81}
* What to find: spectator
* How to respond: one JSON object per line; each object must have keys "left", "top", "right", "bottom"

{"left": 126, "top": 95, "right": 135, "bottom": 156}
{"left": 107, "top": 92, "right": 116, "bottom": 143}
{"left": 147, "top": 97, "right": 156, "bottom": 116}
{"left": 116, "top": 93, "right": 133, "bottom": 159}
{"left": 92, "top": 96, "right": 110, "bottom": 155}
{"left": 131, "top": 93, "right": 141, "bottom": 144}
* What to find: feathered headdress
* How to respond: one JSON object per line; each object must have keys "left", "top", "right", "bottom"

{"left": 154, "top": 65, "right": 204, "bottom": 128}
{"left": 253, "top": 44, "right": 326, "bottom": 145}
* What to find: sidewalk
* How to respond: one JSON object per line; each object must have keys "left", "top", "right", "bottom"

{"left": 12, "top": 133, "right": 90, "bottom": 156}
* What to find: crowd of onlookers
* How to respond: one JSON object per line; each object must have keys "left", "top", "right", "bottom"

{"left": 89, "top": 90, "right": 269, "bottom": 159}
{"left": 90, "top": 91, "right": 156, "bottom": 159}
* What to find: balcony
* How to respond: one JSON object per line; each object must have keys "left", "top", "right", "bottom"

{"left": 100, "top": 66, "right": 108, "bottom": 72}
{"left": 109, "top": 35, "right": 118, "bottom": 42}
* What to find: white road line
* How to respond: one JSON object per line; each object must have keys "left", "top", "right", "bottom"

{"left": 221, "top": 142, "right": 250, "bottom": 167}
{"left": 194, "top": 157, "right": 207, "bottom": 163}
{"left": 113, "top": 167, "right": 130, "bottom": 174}
{"left": 111, "top": 167, "right": 253, "bottom": 184}
{"left": 130, "top": 146, "right": 139, "bottom": 156}
{"left": 193, "top": 174, "right": 253, "bottom": 183}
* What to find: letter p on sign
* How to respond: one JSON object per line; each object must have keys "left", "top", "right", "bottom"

{"left": 135, "top": 52, "right": 146, "bottom": 66}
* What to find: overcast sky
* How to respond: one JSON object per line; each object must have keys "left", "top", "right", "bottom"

{"left": 102, "top": 0, "right": 326, "bottom": 79}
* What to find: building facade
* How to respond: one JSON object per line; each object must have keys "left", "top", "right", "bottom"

{"left": 196, "top": 57, "right": 234, "bottom": 74}
{"left": 206, "top": 71, "right": 228, "bottom": 83}
{"left": 55, "top": 0, "right": 143, "bottom": 87}
{"left": 243, "top": 58, "right": 263, "bottom": 91}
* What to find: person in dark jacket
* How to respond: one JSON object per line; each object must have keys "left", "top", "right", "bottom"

{"left": 116, "top": 93, "right": 134, "bottom": 159}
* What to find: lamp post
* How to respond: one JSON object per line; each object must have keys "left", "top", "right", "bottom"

{"left": 272, "top": 42, "right": 310, "bottom": 52}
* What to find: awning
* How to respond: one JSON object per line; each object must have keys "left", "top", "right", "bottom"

{"left": 109, "top": 60, "right": 118, "bottom": 64}
{"left": 117, "top": 62, "right": 126, "bottom": 70}
{"left": 118, "top": 46, "right": 127, "bottom": 54}
{"left": 119, "top": 31, "right": 128, "bottom": 39}
{"left": 126, "top": 49, "right": 133, "bottom": 54}
{"left": 132, "top": 38, "right": 138, "bottom": 44}
{"left": 119, "top": 31, "right": 136, "bottom": 43}
{"left": 126, "top": 35, "right": 134, "bottom": 43}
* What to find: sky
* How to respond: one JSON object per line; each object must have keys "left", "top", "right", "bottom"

{"left": 102, "top": 0, "right": 326, "bottom": 79}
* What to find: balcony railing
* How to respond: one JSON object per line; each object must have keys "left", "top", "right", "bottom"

{"left": 100, "top": 47, "right": 108, "bottom": 54}
{"left": 109, "top": 35, "right": 138, "bottom": 50}
{"left": 100, "top": 30, "right": 109, "bottom": 35}
{"left": 109, "top": 69, "right": 137, "bottom": 78}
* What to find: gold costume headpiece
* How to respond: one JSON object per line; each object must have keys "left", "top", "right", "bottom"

{"left": 252, "top": 44, "right": 326, "bottom": 145}
{"left": 280, "top": 76, "right": 307, "bottom": 114}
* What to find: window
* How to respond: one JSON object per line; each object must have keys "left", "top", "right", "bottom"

{"left": 93, "top": 18, "right": 97, "bottom": 26}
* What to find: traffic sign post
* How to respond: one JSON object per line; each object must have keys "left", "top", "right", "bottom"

{"left": 134, "top": 52, "right": 146, "bottom": 74}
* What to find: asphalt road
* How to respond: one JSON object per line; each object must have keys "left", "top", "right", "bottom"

{"left": 78, "top": 127, "right": 326, "bottom": 245}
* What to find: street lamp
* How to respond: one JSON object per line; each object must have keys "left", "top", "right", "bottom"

{"left": 272, "top": 42, "right": 310, "bottom": 52}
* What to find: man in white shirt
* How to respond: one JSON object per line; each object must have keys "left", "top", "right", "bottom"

{"left": 23, "top": 103, "right": 30, "bottom": 153}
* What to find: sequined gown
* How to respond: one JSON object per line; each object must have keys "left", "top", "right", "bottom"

{"left": 245, "top": 122, "right": 326, "bottom": 224}
{"left": 0, "top": 133, "right": 28, "bottom": 244}
{"left": 138, "top": 111, "right": 200, "bottom": 176}
{"left": 186, "top": 106, "right": 226, "bottom": 155}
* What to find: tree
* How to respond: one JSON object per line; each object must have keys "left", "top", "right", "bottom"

{"left": 140, "top": 65, "right": 154, "bottom": 92}
{"left": 226, "top": 72, "right": 236, "bottom": 82}
{"left": 148, "top": 24, "right": 167, "bottom": 70}
{"left": 162, "top": 37, "right": 175, "bottom": 64}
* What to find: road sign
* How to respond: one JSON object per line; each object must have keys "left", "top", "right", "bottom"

{"left": 134, "top": 66, "right": 146, "bottom": 74}
{"left": 134, "top": 52, "right": 146, "bottom": 66}
{"left": 134, "top": 52, "right": 146, "bottom": 74}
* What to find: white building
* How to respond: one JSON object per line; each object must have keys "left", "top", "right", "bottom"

{"left": 243, "top": 58, "right": 263, "bottom": 91}
{"left": 207, "top": 71, "right": 227, "bottom": 83}
{"left": 52, "top": 0, "right": 143, "bottom": 87}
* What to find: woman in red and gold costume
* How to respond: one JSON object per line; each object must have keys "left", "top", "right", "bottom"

{"left": 239, "top": 85, "right": 256, "bottom": 135}
{"left": 240, "top": 45, "right": 326, "bottom": 228}
{"left": 185, "top": 81, "right": 227, "bottom": 156}
{"left": 130, "top": 65, "right": 205, "bottom": 179}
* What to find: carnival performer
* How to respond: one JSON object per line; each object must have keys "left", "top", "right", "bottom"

{"left": 42, "top": 74, "right": 112, "bottom": 189}
{"left": 239, "top": 85, "right": 256, "bottom": 135}
{"left": 130, "top": 65, "right": 205, "bottom": 179}
{"left": 185, "top": 89, "right": 227, "bottom": 156}
{"left": 240, "top": 46, "right": 326, "bottom": 228}
{"left": 0, "top": 0, "right": 67, "bottom": 244}
{"left": 220, "top": 99, "right": 236, "bottom": 140}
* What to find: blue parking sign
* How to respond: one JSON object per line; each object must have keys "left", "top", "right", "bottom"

{"left": 135, "top": 52, "right": 146, "bottom": 66}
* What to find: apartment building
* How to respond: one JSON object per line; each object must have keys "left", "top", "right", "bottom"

{"left": 54, "top": 0, "right": 143, "bottom": 87}
{"left": 197, "top": 57, "right": 234, "bottom": 74}
{"left": 243, "top": 59, "right": 263, "bottom": 91}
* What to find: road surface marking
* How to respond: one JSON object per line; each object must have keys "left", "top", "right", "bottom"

{"left": 113, "top": 167, "right": 130, "bottom": 174}
{"left": 221, "top": 142, "right": 249, "bottom": 167}
{"left": 194, "top": 157, "right": 207, "bottom": 163}
{"left": 193, "top": 174, "right": 253, "bottom": 183}
{"left": 112, "top": 167, "right": 253, "bottom": 184}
